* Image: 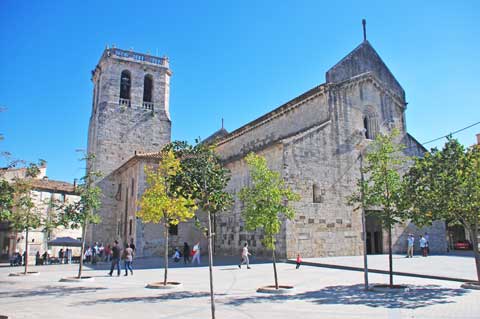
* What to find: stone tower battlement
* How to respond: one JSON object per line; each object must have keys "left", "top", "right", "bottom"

{"left": 87, "top": 47, "right": 172, "bottom": 178}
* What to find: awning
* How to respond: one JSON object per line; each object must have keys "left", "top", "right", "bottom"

{"left": 47, "top": 237, "right": 82, "bottom": 247}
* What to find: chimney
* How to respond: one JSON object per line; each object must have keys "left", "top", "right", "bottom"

{"left": 476, "top": 133, "right": 480, "bottom": 145}
{"left": 73, "top": 178, "right": 77, "bottom": 190}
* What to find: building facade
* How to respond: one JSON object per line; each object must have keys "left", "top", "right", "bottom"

{"left": 0, "top": 166, "right": 81, "bottom": 263}
{"left": 89, "top": 40, "right": 448, "bottom": 258}
{"left": 87, "top": 48, "right": 172, "bottom": 246}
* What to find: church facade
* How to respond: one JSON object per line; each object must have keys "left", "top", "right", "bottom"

{"left": 87, "top": 41, "right": 447, "bottom": 258}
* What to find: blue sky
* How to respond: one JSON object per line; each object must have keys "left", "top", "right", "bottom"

{"left": 1, "top": 0, "right": 479, "bottom": 182}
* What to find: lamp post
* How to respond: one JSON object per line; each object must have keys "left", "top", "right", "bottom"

{"left": 359, "top": 151, "right": 369, "bottom": 290}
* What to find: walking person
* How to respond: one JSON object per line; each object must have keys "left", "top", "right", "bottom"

{"left": 183, "top": 242, "right": 190, "bottom": 264}
{"left": 66, "top": 248, "right": 72, "bottom": 264}
{"left": 420, "top": 235, "right": 427, "bottom": 257}
{"left": 238, "top": 243, "right": 251, "bottom": 269}
{"left": 109, "top": 240, "right": 122, "bottom": 276}
{"left": 192, "top": 242, "right": 201, "bottom": 265}
{"left": 424, "top": 232, "right": 430, "bottom": 256}
{"left": 296, "top": 253, "right": 302, "bottom": 269}
{"left": 406, "top": 233, "right": 414, "bottom": 258}
{"left": 123, "top": 244, "right": 134, "bottom": 276}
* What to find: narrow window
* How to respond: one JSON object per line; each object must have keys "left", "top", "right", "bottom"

{"left": 363, "top": 116, "right": 370, "bottom": 139}
{"left": 129, "top": 219, "right": 133, "bottom": 236}
{"left": 131, "top": 178, "right": 135, "bottom": 196}
{"left": 143, "top": 74, "right": 153, "bottom": 102}
{"left": 169, "top": 223, "right": 178, "bottom": 236}
{"left": 115, "top": 183, "right": 122, "bottom": 201}
{"left": 120, "top": 70, "right": 131, "bottom": 100}
{"left": 313, "top": 183, "right": 324, "bottom": 203}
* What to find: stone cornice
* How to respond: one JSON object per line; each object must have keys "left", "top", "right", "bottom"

{"left": 329, "top": 72, "right": 406, "bottom": 111}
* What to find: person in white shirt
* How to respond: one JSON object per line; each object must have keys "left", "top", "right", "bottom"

{"left": 238, "top": 243, "right": 251, "bottom": 269}
{"left": 420, "top": 235, "right": 428, "bottom": 257}
{"left": 192, "top": 242, "right": 201, "bottom": 265}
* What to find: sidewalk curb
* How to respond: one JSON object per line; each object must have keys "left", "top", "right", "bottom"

{"left": 286, "top": 260, "right": 474, "bottom": 283}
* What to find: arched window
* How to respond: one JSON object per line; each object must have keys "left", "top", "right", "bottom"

{"left": 363, "top": 114, "right": 378, "bottom": 140}
{"left": 143, "top": 74, "right": 153, "bottom": 103}
{"left": 120, "top": 70, "right": 131, "bottom": 100}
{"left": 363, "top": 116, "right": 370, "bottom": 139}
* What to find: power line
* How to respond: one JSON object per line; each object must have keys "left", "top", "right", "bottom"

{"left": 421, "top": 121, "right": 480, "bottom": 146}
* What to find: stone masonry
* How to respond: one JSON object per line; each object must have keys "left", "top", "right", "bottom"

{"left": 88, "top": 41, "right": 448, "bottom": 259}
{"left": 87, "top": 48, "right": 172, "bottom": 246}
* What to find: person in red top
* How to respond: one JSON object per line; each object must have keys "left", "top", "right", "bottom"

{"left": 296, "top": 254, "right": 302, "bottom": 269}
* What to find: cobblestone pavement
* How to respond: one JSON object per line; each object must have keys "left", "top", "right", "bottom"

{"left": 0, "top": 256, "right": 479, "bottom": 319}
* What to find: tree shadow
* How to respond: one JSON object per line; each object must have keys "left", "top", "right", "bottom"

{"left": 223, "top": 284, "right": 470, "bottom": 309}
{"left": 0, "top": 285, "right": 107, "bottom": 298}
{"left": 79, "top": 291, "right": 226, "bottom": 305}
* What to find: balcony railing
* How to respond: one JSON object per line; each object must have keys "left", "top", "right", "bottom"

{"left": 143, "top": 102, "right": 154, "bottom": 110}
{"left": 108, "top": 48, "right": 169, "bottom": 67}
{"left": 119, "top": 98, "right": 131, "bottom": 107}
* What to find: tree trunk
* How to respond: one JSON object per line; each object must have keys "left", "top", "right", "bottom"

{"left": 78, "top": 220, "right": 87, "bottom": 279}
{"left": 272, "top": 247, "right": 279, "bottom": 289}
{"left": 164, "top": 221, "right": 169, "bottom": 286}
{"left": 388, "top": 224, "right": 393, "bottom": 286}
{"left": 24, "top": 228, "right": 29, "bottom": 274}
{"left": 470, "top": 225, "right": 480, "bottom": 283}
{"left": 207, "top": 210, "right": 216, "bottom": 319}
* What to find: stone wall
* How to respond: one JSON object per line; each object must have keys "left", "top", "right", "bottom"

{"left": 88, "top": 50, "right": 172, "bottom": 246}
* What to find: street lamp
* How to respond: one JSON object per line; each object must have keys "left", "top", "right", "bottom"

{"left": 355, "top": 130, "right": 370, "bottom": 291}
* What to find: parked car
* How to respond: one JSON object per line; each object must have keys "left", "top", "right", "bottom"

{"left": 454, "top": 240, "right": 473, "bottom": 250}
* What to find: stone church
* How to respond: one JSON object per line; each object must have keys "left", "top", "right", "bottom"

{"left": 87, "top": 39, "right": 447, "bottom": 258}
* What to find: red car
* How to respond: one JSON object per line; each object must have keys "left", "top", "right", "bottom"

{"left": 454, "top": 240, "right": 473, "bottom": 250}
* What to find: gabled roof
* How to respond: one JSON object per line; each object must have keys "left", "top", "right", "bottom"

{"left": 326, "top": 41, "right": 405, "bottom": 100}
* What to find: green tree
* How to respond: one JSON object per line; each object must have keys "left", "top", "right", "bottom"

{"left": 0, "top": 163, "right": 41, "bottom": 274}
{"left": 137, "top": 149, "right": 197, "bottom": 286}
{"left": 349, "top": 130, "right": 408, "bottom": 287}
{"left": 57, "top": 154, "right": 101, "bottom": 278}
{"left": 239, "top": 153, "right": 300, "bottom": 289}
{"left": 167, "top": 141, "right": 232, "bottom": 319}
{"left": 403, "top": 138, "right": 480, "bottom": 283}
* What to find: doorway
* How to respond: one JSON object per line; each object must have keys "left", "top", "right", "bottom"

{"left": 366, "top": 213, "right": 383, "bottom": 254}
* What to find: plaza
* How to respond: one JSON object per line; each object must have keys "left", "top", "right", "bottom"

{"left": 1, "top": 254, "right": 479, "bottom": 319}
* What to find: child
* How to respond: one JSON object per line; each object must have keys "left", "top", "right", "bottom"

{"left": 172, "top": 248, "right": 180, "bottom": 263}
{"left": 296, "top": 253, "right": 302, "bottom": 269}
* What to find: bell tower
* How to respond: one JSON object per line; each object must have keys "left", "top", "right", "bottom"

{"left": 87, "top": 47, "right": 172, "bottom": 177}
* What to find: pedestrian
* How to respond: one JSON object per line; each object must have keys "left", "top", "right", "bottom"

{"left": 238, "top": 243, "right": 251, "bottom": 269}
{"left": 104, "top": 244, "right": 112, "bottom": 262}
{"left": 109, "top": 240, "right": 122, "bottom": 276}
{"left": 296, "top": 253, "right": 302, "bottom": 269}
{"left": 406, "top": 233, "right": 414, "bottom": 258}
{"left": 59, "top": 249, "right": 64, "bottom": 264}
{"left": 425, "top": 232, "right": 430, "bottom": 255}
{"left": 35, "top": 251, "right": 41, "bottom": 265}
{"left": 66, "top": 248, "right": 72, "bottom": 264}
{"left": 123, "top": 244, "right": 134, "bottom": 276}
{"left": 85, "top": 246, "right": 92, "bottom": 263}
{"left": 192, "top": 242, "right": 201, "bottom": 265}
{"left": 183, "top": 242, "right": 190, "bottom": 264}
{"left": 129, "top": 238, "right": 136, "bottom": 252}
{"left": 172, "top": 248, "right": 180, "bottom": 263}
{"left": 92, "top": 242, "right": 98, "bottom": 264}
{"left": 420, "top": 235, "right": 427, "bottom": 257}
